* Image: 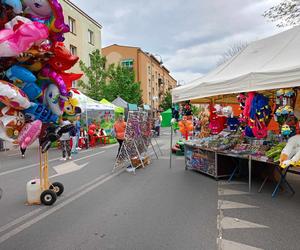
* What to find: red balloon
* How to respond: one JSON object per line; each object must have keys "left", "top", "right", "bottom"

{"left": 89, "top": 124, "right": 96, "bottom": 130}
{"left": 88, "top": 129, "right": 94, "bottom": 136}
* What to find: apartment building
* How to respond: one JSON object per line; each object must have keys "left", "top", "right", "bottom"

{"left": 102, "top": 44, "right": 177, "bottom": 110}
{"left": 61, "top": 0, "right": 102, "bottom": 87}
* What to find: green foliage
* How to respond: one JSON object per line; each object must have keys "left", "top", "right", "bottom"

{"left": 78, "top": 50, "right": 108, "bottom": 100}
{"left": 104, "top": 65, "right": 143, "bottom": 105}
{"left": 159, "top": 91, "right": 172, "bottom": 111}
{"left": 263, "top": 0, "right": 300, "bottom": 27}
{"left": 78, "top": 49, "right": 142, "bottom": 104}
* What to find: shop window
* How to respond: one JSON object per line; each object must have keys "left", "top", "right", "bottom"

{"left": 68, "top": 16, "right": 76, "bottom": 34}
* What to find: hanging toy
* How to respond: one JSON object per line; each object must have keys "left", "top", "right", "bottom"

{"left": 18, "top": 120, "right": 42, "bottom": 149}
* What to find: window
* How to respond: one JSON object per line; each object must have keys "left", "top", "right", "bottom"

{"left": 88, "top": 29, "right": 94, "bottom": 45}
{"left": 121, "top": 59, "right": 133, "bottom": 68}
{"left": 148, "top": 66, "right": 151, "bottom": 74}
{"left": 70, "top": 45, "right": 77, "bottom": 56}
{"left": 68, "top": 16, "right": 76, "bottom": 34}
{"left": 72, "top": 81, "right": 77, "bottom": 88}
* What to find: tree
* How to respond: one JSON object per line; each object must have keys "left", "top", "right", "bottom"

{"left": 103, "top": 64, "right": 143, "bottom": 105}
{"left": 263, "top": 0, "right": 300, "bottom": 27}
{"left": 159, "top": 91, "right": 172, "bottom": 111}
{"left": 216, "top": 41, "right": 248, "bottom": 66}
{"left": 78, "top": 49, "right": 109, "bottom": 100}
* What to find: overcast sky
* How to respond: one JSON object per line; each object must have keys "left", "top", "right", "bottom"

{"left": 71, "top": 0, "right": 283, "bottom": 83}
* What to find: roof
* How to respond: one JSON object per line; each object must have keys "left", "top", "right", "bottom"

{"left": 63, "top": 0, "right": 102, "bottom": 29}
{"left": 112, "top": 96, "right": 128, "bottom": 108}
{"left": 172, "top": 25, "right": 300, "bottom": 103}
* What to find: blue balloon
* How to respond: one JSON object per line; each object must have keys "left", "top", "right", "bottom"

{"left": 3, "top": 0, "right": 23, "bottom": 14}
{"left": 6, "top": 65, "right": 42, "bottom": 101}
{"left": 24, "top": 103, "right": 59, "bottom": 124}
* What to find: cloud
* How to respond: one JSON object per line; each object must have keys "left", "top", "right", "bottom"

{"left": 71, "top": 0, "right": 283, "bottom": 83}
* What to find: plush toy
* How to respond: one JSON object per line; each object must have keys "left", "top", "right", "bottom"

{"left": 0, "top": 80, "right": 30, "bottom": 110}
{"left": 24, "top": 102, "right": 59, "bottom": 124}
{"left": 18, "top": 120, "right": 42, "bottom": 149}
{"left": 6, "top": 65, "right": 42, "bottom": 101}
{"left": 178, "top": 116, "right": 193, "bottom": 140}
{"left": 0, "top": 16, "right": 49, "bottom": 57}
{"left": 280, "top": 135, "right": 300, "bottom": 168}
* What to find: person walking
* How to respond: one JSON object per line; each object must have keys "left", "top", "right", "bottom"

{"left": 154, "top": 112, "right": 162, "bottom": 136}
{"left": 60, "top": 118, "right": 72, "bottom": 160}
{"left": 113, "top": 115, "right": 126, "bottom": 157}
{"left": 71, "top": 115, "right": 81, "bottom": 154}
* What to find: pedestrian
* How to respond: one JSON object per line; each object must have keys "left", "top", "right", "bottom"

{"left": 60, "top": 118, "right": 72, "bottom": 160}
{"left": 71, "top": 115, "right": 81, "bottom": 154}
{"left": 20, "top": 147, "right": 26, "bottom": 159}
{"left": 113, "top": 115, "right": 126, "bottom": 157}
{"left": 154, "top": 112, "right": 162, "bottom": 136}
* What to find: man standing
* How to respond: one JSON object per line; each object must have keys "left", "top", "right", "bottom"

{"left": 155, "top": 112, "right": 162, "bottom": 136}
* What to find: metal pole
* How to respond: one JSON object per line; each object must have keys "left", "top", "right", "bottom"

{"left": 85, "top": 96, "right": 89, "bottom": 148}
{"left": 169, "top": 104, "right": 174, "bottom": 169}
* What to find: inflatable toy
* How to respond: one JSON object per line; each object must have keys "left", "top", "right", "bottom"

{"left": 23, "top": 0, "right": 69, "bottom": 42}
{"left": 6, "top": 65, "right": 42, "bottom": 101}
{"left": 39, "top": 122, "right": 74, "bottom": 153}
{"left": 0, "top": 3, "right": 15, "bottom": 29}
{"left": 280, "top": 135, "right": 300, "bottom": 168}
{"left": 40, "top": 66, "right": 68, "bottom": 96}
{"left": 64, "top": 93, "right": 81, "bottom": 116}
{"left": 179, "top": 117, "right": 193, "bottom": 140}
{"left": 17, "top": 45, "right": 54, "bottom": 72}
{"left": 3, "top": 0, "right": 23, "bottom": 14}
{"left": 0, "top": 106, "right": 25, "bottom": 141}
{"left": 44, "top": 84, "right": 63, "bottom": 116}
{"left": 18, "top": 120, "right": 42, "bottom": 149}
{"left": 0, "top": 16, "right": 48, "bottom": 57}
{"left": 60, "top": 72, "right": 83, "bottom": 90}
{"left": 24, "top": 102, "right": 59, "bottom": 124}
{"left": 0, "top": 80, "right": 30, "bottom": 110}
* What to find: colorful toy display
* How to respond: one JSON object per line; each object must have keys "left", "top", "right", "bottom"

{"left": 280, "top": 135, "right": 300, "bottom": 168}
{"left": 0, "top": 1, "right": 83, "bottom": 153}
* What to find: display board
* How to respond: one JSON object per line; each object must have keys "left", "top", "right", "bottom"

{"left": 113, "top": 111, "right": 152, "bottom": 172}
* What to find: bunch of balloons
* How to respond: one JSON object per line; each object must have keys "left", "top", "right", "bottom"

{"left": 0, "top": 0, "right": 82, "bottom": 152}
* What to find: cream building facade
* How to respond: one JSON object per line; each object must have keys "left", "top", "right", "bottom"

{"left": 61, "top": 0, "right": 102, "bottom": 87}
{"left": 102, "top": 45, "right": 177, "bottom": 110}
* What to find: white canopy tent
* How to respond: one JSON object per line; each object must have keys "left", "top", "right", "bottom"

{"left": 172, "top": 25, "right": 300, "bottom": 103}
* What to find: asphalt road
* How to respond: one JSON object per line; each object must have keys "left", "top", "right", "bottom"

{"left": 0, "top": 129, "right": 300, "bottom": 250}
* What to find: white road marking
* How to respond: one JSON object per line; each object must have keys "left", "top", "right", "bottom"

{"left": 0, "top": 169, "right": 125, "bottom": 245}
{"left": 218, "top": 181, "right": 247, "bottom": 186}
{"left": 220, "top": 239, "right": 263, "bottom": 250}
{"left": 218, "top": 188, "right": 249, "bottom": 196}
{"left": 221, "top": 217, "right": 269, "bottom": 230}
{"left": 50, "top": 162, "right": 90, "bottom": 178}
{"left": 218, "top": 200, "right": 258, "bottom": 210}
{"left": 0, "top": 150, "right": 105, "bottom": 177}
{"left": 0, "top": 208, "right": 43, "bottom": 234}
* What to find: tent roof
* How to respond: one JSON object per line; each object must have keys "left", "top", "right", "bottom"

{"left": 172, "top": 25, "right": 300, "bottom": 103}
{"left": 100, "top": 98, "right": 124, "bottom": 113}
{"left": 71, "top": 90, "right": 114, "bottom": 111}
{"left": 112, "top": 97, "right": 128, "bottom": 108}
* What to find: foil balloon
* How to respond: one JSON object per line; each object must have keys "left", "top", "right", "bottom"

{"left": 0, "top": 16, "right": 49, "bottom": 57}
{"left": 0, "top": 106, "right": 25, "bottom": 141}
{"left": 0, "top": 80, "right": 30, "bottom": 110}
{"left": 48, "top": 42, "right": 79, "bottom": 71}
{"left": 44, "top": 84, "right": 64, "bottom": 116}
{"left": 6, "top": 65, "right": 42, "bottom": 101}
{"left": 0, "top": 3, "right": 15, "bottom": 30}
{"left": 18, "top": 120, "right": 42, "bottom": 149}
{"left": 3, "top": 0, "right": 23, "bottom": 14}
{"left": 23, "top": 0, "right": 69, "bottom": 42}
{"left": 280, "top": 135, "right": 300, "bottom": 168}
{"left": 64, "top": 94, "right": 81, "bottom": 116}
{"left": 24, "top": 102, "right": 59, "bottom": 124}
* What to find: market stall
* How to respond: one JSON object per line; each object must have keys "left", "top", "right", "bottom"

{"left": 171, "top": 26, "right": 300, "bottom": 195}
{"left": 100, "top": 98, "right": 124, "bottom": 118}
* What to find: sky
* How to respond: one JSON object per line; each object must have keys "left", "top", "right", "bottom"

{"left": 71, "top": 0, "right": 283, "bottom": 84}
